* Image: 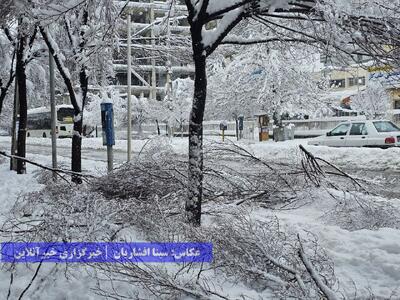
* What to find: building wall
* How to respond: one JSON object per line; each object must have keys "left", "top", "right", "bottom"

{"left": 321, "top": 61, "right": 400, "bottom": 123}
{"left": 327, "top": 67, "right": 369, "bottom": 90}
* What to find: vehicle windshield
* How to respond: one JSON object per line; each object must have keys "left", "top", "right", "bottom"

{"left": 373, "top": 121, "right": 400, "bottom": 133}
{"left": 27, "top": 112, "right": 51, "bottom": 130}
{"left": 57, "top": 108, "right": 74, "bottom": 123}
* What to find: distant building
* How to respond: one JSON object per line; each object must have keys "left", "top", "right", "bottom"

{"left": 320, "top": 53, "right": 400, "bottom": 123}
{"left": 113, "top": 0, "right": 194, "bottom": 100}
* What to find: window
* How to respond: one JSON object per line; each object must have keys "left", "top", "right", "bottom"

{"left": 330, "top": 123, "right": 350, "bottom": 136}
{"left": 394, "top": 100, "right": 400, "bottom": 109}
{"left": 348, "top": 77, "right": 365, "bottom": 87}
{"left": 350, "top": 123, "right": 368, "bottom": 135}
{"left": 57, "top": 108, "right": 74, "bottom": 123}
{"left": 330, "top": 79, "right": 345, "bottom": 88}
{"left": 373, "top": 121, "right": 400, "bottom": 132}
{"left": 27, "top": 112, "right": 51, "bottom": 130}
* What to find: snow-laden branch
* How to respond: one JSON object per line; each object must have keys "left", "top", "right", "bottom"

{"left": 39, "top": 25, "right": 80, "bottom": 113}
{"left": 202, "top": 7, "right": 245, "bottom": 56}
{"left": 220, "top": 35, "right": 316, "bottom": 45}
{"left": 298, "top": 235, "right": 340, "bottom": 300}
{"left": 0, "top": 151, "right": 94, "bottom": 179}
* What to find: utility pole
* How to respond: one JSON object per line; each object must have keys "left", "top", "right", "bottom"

{"left": 165, "top": 0, "right": 174, "bottom": 103}
{"left": 49, "top": 51, "right": 57, "bottom": 179}
{"left": 150, "top": 0, "right": 157, "bottom": 100}
{"left": 127, "top": 13, "right": 132, "bottom": 162}
{"left": 10, "top": 76, "right": 18, "bottom": 171}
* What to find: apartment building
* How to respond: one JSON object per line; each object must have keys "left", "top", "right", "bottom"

{"left": 321, "top": 54, "right": 400, "bottom": 122}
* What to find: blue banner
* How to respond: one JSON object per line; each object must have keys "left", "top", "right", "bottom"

{"left": 1, "top": 242, "right": 213, "bottom": 263}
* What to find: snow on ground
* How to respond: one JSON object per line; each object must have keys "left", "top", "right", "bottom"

{"left": 243, "top": 138, "right": 400, "bottom": 171}
{"left": 267, "top": 194, "right": 400, "bottom": 298}
{"left": 0, "top": 161, "right": 99, "bottom": 300}
{"left": 2, "top": 135, "right": 399, "bottom": 171}
{"left": 0, "top": 162, "right": 43, "bottom": 221}
{"left": 0, "top": 136, "right": 400, "bottom": 298}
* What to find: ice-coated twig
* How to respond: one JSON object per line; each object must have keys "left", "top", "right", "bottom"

{"left": 17, "top": 261, "right": 43, "bottom": 300}
{"left": 298, "top": 235, "right": 339, "bottom": 300}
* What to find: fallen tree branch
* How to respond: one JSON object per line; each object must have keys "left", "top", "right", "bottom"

{"left": 0, "top": 151, "right": 95, "bottom": 181}
{"left": 299, "top": 145, "right": 368, "bottom": 193}
{"left": 298, "top": 235, "right": 339, "bottom": 300}
{"left": 17, "top": 261, "right": 43, "bottom": 300}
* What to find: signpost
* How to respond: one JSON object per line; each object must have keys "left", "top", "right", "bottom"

{"left": 238, "top": 115, "right": 244, "bottom": 140}
{"left": 127, "top": 13, "right": 132, "bottom": 162}
{"left": 49, "top": 52, "right": 57, "bottom": 180}
{"left": 220, "top": 121, "right": 227, "bottom": 142}
{"left": 101, "top": 103, "right": 115, "bottom": 173}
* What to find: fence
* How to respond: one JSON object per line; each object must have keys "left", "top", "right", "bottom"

{"left": 105, "top": 115, "right": 367, "bottom": 141}
{"left": 281, "top": 115, "right": 367, "bottom": 138}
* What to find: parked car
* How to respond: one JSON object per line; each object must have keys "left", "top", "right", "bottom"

{"left": 307, "top": 120, "right": 400, "bottom": 148}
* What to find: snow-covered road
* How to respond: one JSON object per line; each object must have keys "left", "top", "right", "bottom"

{"left": 2, "top": 136, "right": 399, "bottom": 198}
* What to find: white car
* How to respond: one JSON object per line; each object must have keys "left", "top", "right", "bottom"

{"left": 308, "top": 120, "right": 400, "bottom": 148}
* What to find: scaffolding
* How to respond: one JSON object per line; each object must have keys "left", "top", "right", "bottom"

{"left": 116, "top": 0, "right": 193, "bottom": 101}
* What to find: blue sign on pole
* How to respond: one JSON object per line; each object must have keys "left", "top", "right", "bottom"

{"left": 101, "top": 102, "right": 115, "bottom": 146}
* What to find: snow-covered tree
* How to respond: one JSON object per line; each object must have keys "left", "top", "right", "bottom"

{"left": 0, "top": 0, "right": 15, "bottom": 25}
{"left": 85, "top": 88, "right": 127, "bottom": 129}
{"left": 165, "top": 77, "right": 193, "bottom": 131}
{"left": 352, "top": 81, "right": 391, "bottom": 119}
{"left": 207, "top": 44, "right": 327, "bottom": 120}
{"left": 183, "top": 0, "right": 317, "bottom": 225}
{"left": 0, "top": 29, "right": 16, "bottom": 118}
{"left": 182, "top": 0, "right": 400, "bottom": 225}
{"left": 34, "top": 0, "right": 119, "bottom": 181}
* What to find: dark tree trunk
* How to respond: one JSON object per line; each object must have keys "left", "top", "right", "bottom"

{"left": 0, "top": 48, "right": 16, "bottom": 116}
{"left": 71, "top": 67, "right": 88, "bottom": 184}
{"left": 16, "top": 33, "right": 27, "bottom": 174}
{"left": 0, "top": 75, "right": 15, "bottom": 116}
{"left": 71, "top": 9, "right": 89, "bottom": 184}
{"left": 186, "top": 22, "right": 207, "bottom": 226}
{"left": 156, "top": 119, "right": 160, "bottom": 135}
{"left": 71, "top": 117, "right": 82, "bottom": 183}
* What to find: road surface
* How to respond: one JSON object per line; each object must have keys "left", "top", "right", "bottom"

{"left": 1, "top": 138, "right": 399, "bottom": 199}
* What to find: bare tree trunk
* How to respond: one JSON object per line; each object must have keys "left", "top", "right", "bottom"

{"left": 0, "top": 74, "right": 15, "bottom": 116}
{"left": 70, "top": 9, "right": 89, "bottom": 184}
{"left": 10, "top": 77, "right": 18, "bottom": 171}
{"left": 156, "top": 119, "right": 160, "bottom": 135}
{"left": 16, "top": 32, "right": 27, "bottom": 174}
{"left": 72, "top": 65, "right": 89, "bottom": 183}
{"left": 0, "top": 46, "right": 15, "bottom": 116}
{"left": 186, "top": 32, "right": 207, "bottom": 226}
{"left": 71, "top": 116, "right": 82, "bottom": 183}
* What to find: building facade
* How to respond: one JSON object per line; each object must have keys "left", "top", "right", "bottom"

{"left": 321, "top": 54, "right": 400, "bottom": 123}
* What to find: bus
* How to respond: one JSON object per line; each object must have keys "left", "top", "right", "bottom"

{"left": 26, "top": 105, "right": 75, "bottom": 138}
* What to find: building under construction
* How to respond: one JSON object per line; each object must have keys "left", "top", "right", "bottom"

{"left": 114, "top": 0, "right": 194, "bottom": 101}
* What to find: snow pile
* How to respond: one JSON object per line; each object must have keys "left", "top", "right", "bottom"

{"left": 275, "top": 191, "right": 400, "bottom": 298}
